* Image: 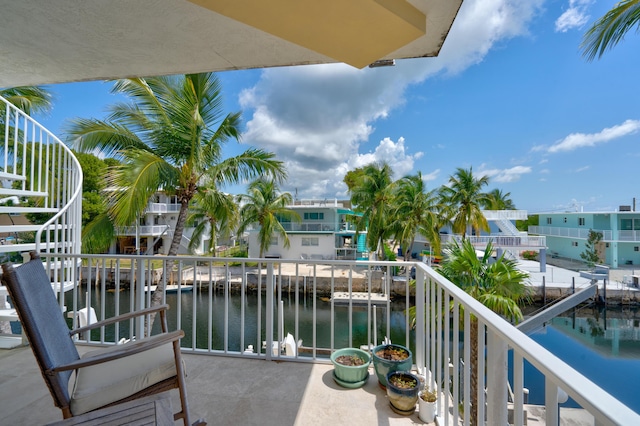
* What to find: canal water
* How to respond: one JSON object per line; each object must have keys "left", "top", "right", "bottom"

{"left": 524, "top": 304, "right": 640, "bottom": 414}
{"left": 66, "top": 288, "right": 640, "bottom": 414}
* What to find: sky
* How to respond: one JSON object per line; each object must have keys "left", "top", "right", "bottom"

{"left": 31, "top": 0, "right": 640, "bottom": 214}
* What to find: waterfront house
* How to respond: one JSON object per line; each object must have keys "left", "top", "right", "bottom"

{"left": 530, "top": 209, "right": 640, "bottom": 268}
{"left": 245, "top": 199, "right": 368, "bottom": 260}
{"left": 113, "top": 191, "right": 209, "bottom": 256}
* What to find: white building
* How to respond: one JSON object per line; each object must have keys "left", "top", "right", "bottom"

{"left": 246, "top": 199, "right": 367, "bottom": 260}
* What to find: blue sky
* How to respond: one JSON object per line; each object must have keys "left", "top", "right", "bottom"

{"left": 32, "top": 0, "right": 640, "bottom": 214}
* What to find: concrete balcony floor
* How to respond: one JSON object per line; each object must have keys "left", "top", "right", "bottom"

{"left": 0, "top": 345, "right": 425, "bottom": 425}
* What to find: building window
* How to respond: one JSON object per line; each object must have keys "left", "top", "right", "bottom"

{"left": 302, "top": 237, "right": 319, "bottom": 246}
{"left": 546, "top": 217, "right": 552, "bottom": 225}
{"left": 269, "top": 237, "right": 278, "bottom": 246}
{"left": 606, "top": 243, "right": 610, "bottom": 248}
{"left": 578, "top": 218, "right": 585, "bottom": 226}
{"left": 635, "top": 246, "right": 639, "bottom": 252}
{"left": 303, "top": 212, "right": 324, "bottom": 220}
{"left": 572, "top": 241, "right": 578, "bottom": 247}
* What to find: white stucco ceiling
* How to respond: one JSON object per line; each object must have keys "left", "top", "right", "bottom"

{"left": 0, "top": 0, "right": 463, "bottom": 87}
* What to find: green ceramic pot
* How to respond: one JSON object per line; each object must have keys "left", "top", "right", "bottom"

{"left": 330, "top": 347, "right": 371, "bottom": 387}
{"left": 372, "top": 343, "right": 413, "bottom": 388}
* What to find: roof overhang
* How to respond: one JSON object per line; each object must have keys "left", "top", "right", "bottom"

{"left": 0, "top": 0, "right": 463, "bottom": 87}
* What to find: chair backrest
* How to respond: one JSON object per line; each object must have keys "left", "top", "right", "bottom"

{"left": 1, "top": 253, "right": 79, "bottom": 409}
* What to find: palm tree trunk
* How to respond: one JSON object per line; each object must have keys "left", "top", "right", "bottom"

{"left": 147, "top": 200, "right": 190, "bottom": 332}
{"left": 470, "top": 317, "right": 479, "bottom": 426}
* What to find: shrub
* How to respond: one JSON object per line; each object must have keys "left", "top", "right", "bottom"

{"left": 521, "top": 250, "right": 537, "bottom": 260}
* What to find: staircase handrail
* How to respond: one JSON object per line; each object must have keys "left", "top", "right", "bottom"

{"left": 1, "top": 94, "right": 82, "bottom": 292}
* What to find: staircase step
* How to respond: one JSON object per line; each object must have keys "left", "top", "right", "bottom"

{"left": 0, "top": 206, "right": 58, "bottom": 214}
{"left": 0, "top": 188, "right": 48, "bottom": 197}
{"left": 0, "top": 243, "right": 36, "bottom": 253}
{"left": 0, "top": 225, "right": 43, "bottom": 233}
{"left": 0, "top": 171, "right": 26, "bottom": 182}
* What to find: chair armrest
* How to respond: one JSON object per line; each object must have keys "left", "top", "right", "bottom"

{"left": 49, "top": 329, "right": 184, "bottom": 373}
{"left": 69, "top": 304, "right": 170, "bottom": 336}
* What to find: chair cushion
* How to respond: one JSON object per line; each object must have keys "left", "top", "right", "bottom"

{"left": 70, "top": 341, "right": 177, "bottom": 415}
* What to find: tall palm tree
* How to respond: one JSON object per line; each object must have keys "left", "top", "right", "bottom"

{"left": 348, "top": 162, "right": 394, "bottom": 260}
{"left": 438, "top": 239, "right": 530, "bottom": 426}
{"left": 66, "top": 73, "right": 286, "bottom": 309}
{"left": 482, "top": 188, "right": 515, "bottom": 210}
{"left": 389, "top": 172, "right": 443, "bottom": 259}
{"left": 440, "top": 167, "right": 490, "bottom": 239}
{"left": 186, "top": 186, "right": 239, "bottom": 255}
{"left": 581, "top": 0, "right": 640, "bottom": 60}
{"left": 237, "top": 178, "right": 299, "bottom": 258}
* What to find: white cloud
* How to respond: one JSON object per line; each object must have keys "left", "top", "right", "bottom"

{"left": 239, "top": 0, "right": 545, "bottom": 198}
{"left": 575, "top": 165, "right": 590, "bottom": 172}
{"left": 548, "top": 119, "right": 640, "bottom": 153}
{"left": 422, "top": 169, "right": 441, "bottom": 182}
{"left": 539, "top": 168, "right": 550, "bottom": 174}
{"left": 479, "top": 165, "right": 533, "bottom": 183}
{"left": 555, "top": 0, "right": 592, "bottom": 33}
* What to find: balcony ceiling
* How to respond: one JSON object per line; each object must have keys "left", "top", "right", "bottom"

{"left": 0, "top": 0, "right": 462, "bottom": 88}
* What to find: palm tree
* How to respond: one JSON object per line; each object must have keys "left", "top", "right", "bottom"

{"left": 389, "top": 172, "right": 444, "bottom": 259}
{"left": 482, "top": 188, "right": 515, "bottom": 210}
{"left": 440, "top": 167, "right": 490, "bottom": 239}
{"left": 438, "top": 239, "right": 530, "bottom": 426}
{"left": 237, "top": 178, "right": 299, "bottom": 258}
{"left": 186, "top": 185, "right": 239, "bottom": 255}
{"left": 0, "top": 86, "right": 52, "bottom": 115}
{"left": 348, "top": 162, "right": 394, "bottom": 260}
{"left": 66, "top": 73, "right": 286, "bottom": 310}
{"left": 581, "top": 0, "right": 640, "bottom": 60}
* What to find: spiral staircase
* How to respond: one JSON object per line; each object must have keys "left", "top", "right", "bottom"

{"left": 0, "top": 95, "right": 83, "bottom": 347}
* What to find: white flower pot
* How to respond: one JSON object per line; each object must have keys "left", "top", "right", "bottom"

{"left": 418, "top": 392, "right": 436, "bottom": 423}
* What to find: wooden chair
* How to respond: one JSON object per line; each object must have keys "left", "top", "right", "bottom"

{"left": 1, "top": 252, "right": 205, "bottom": 425}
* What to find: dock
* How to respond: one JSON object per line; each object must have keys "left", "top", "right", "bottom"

{"left": 331, "top": 292, "right": 389, "bottom": 305}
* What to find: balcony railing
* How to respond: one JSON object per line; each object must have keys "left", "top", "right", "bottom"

{"left": 116, "top": 224, "right": 171, "bottom": 236}
{"left": 441, "top": 234, "right": 547, "bottom": 248}
{"left": 482, "top": 209, "right": 529, "bottom": 221}
{"left": 145, "top": 202, "right": 181, "bottom": 214}
{"left": 279, "top": 222, "right": 356, "bottom": 232}
{"left": 529, "top": 226, "right": 615, "bottom": 241}
{"left": 40, "top": 253, "right": 639, "bottom": 425}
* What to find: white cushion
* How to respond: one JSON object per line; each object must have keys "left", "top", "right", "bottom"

{"left": 70, "top": 341, "right": 176, "bottom": 415}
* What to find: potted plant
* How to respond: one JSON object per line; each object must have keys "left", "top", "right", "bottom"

{"left": 385, "top": 371, "right": 420, "bottom": 415}
{"left": 372, "top": 343, "right": 412, "bottom": 388}
{"left": 418, "top": 387, "right": 437, "bottom": 422}
{"left": 330, "top": 347, "right": 371, "bottom": 388}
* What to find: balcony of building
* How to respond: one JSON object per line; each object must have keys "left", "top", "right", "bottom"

{"left": 1, "top": 255, "right": 637, "bottom": 425}
{"left": 529, "top": 226, "right": 619, "bottom": 241}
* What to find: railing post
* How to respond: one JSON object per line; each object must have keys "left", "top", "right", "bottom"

{"left": 486, "top": 329, "right": 508, "bottom": 426}
{"left": 134, "top": 257, "right": 145, "bottom": 338}
{"left": 415, "top": 265, "right": 425, "bottom": 376}
{"left": 545, "top": 379, "right": 559, "bottom": 425}
{"left": 265, "top": 262, "right": 275, "bottom": 361}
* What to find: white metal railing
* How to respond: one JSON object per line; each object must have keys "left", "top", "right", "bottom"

{"left": 146, "top": 202, "right": 181, "bottom": 214}
{"left": 1, "top": 95, "right": 82, "bottom": 290}
{"left": 530, "top": 226, "right": 614, "bottom": 241}
{"left": 279, "top": 221, "right": 355, "bottom": 232}
{"left": 441, "top": 234, "right": 547, "bottom": 248}
{"left": 482, "top": 209, "right": 528, "bottom": 221}
{"left": 41, "top": 253, "right": 640, "bottom": 426}
{"left": 117, "top": 224, "right": 172, "bottom": 236}
{"left": 412, "top": 263, "right": 639, "bottom": 426}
